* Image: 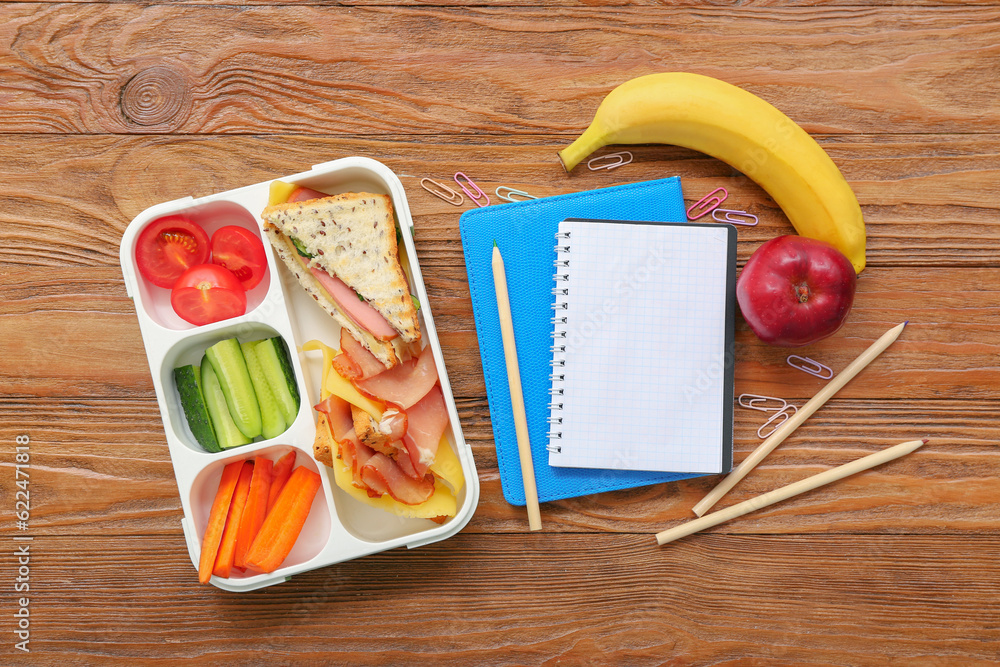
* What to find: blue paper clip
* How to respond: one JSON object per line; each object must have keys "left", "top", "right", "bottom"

{"left": 454, "top": 172, "right": 490, "bottom": 207}
{"left": 495, "top": 186, "right": 537, "bottom": 203}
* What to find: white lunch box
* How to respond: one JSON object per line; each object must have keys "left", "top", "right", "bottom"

{"left": 119, "top": 156, "right": 480, "bottom": 592}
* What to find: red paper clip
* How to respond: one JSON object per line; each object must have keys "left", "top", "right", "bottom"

{"left": 686, "top": 187, "right": 728, "bottom": 220}
{"left": 454, "top": 172, "right": 490, "bottom": 207}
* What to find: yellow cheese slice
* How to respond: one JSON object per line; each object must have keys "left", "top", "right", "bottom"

{"left": 268, "top": 180, "right": 297, "bottom": 206}
{"left": 429, "top": 435, "right": 464, "bottom": 495}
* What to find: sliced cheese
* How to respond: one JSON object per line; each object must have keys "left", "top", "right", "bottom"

{"left": 429, "top": 435, "right": 464, "bottom": 495}
{"left": 268, "top": 180, "right": 297, "bottom": 206}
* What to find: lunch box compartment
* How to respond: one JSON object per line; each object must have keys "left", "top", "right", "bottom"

{"left": 188, "top": 444, "right": 332, "bottom": 578}
{"left": 159, "top": 322, "right": 308, "bottom": 454}
{"left": 125, "top": 200, "right": 273, "bottom": 332}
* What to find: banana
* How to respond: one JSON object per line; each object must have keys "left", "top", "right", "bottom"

{"left": 558, "top": 73, "right": 866, "bottom": 273}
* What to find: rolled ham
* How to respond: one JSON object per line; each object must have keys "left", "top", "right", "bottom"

{"left": 360, "top": 453, "right": 435, "bottom": 505}
{"left": 339, "top": 328, "right": 390, "bottom": 380}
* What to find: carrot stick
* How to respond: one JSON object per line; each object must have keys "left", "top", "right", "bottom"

{"left": 267, "top": 450, "right": 297, "bottom": 514}
{"left": 213, "top": 461, "right": 254, "bottom": 579}
{"left": 245, "top": 466, "right": 322, "bottom": 573}
{"left": 233, "top": 456, "right": 273, "bottom": 570}
{"left": 198, "top": 460, "right": 244, "bottom": 584}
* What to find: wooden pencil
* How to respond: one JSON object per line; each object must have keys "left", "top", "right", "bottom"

{"left": 693, "top": 321, "right": 909, "bottom": 517}
{"left": 658, "top": 438, "right": 926, "bottom": 545}
{"left": 492, "top": 243, "right": 542, "bottom": 531}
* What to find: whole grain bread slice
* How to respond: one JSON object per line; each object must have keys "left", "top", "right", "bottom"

{"left": 262, "top": 227, "right": 399, "bottom": 368}
{"left": 261, "top": 192, "right": 421, "bottom": 344}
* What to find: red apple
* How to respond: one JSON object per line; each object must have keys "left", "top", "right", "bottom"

{"left": 737, "top": 235, "right": 857, "bottom": 347}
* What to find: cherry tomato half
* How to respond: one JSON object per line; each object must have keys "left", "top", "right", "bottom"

{"left": 135, "top": 215, "right": 210, "bottom": 288}
{"left": 210, "top": 225, "right": 268, "bottom": 291}
{"left": 170, "top": 264, "right": 247, "bottom": 326}
{"left": 288, "top": 186, "right": 329, "bottom": 203}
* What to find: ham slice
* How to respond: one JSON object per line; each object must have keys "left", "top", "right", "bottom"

{"left": 360, "top": 453, "right": 435, "bottom": 505}
{"left": 308, "top": 267, "right": 399, "bottom": 341}
{"left": 402, "top": 385, "right": 449, "bottom": 477}
{"left": 332, "top": 352, "right": 362, "bottom": 381}
{"left": 314, "top": 394, "right": 354, "bottom": 442}
{"left": 355, "top": 345, "right": 438, "bottom": 409}
{"left": 340, "top": 328, "right": 391, "bottom": 379}
{"left": 288, "top": 186, "right": 330, "bottom": 202}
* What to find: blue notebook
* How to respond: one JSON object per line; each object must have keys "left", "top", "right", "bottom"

{"left": 460, "top": 178, "right": 707, "bottom": 505}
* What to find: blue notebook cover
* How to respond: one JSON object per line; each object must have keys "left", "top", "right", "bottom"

{"left": 460, "top": 177, "right": 706, "bottom": 505}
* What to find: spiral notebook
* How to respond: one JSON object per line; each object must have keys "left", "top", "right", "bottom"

{"left": 548, "top": 218, "right": 737, "bottom": 474}
{"left": 460, "top": 177, "right": 721, "bottom": 505}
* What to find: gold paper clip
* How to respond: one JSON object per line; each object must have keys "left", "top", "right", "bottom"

{"left": 687, "top": 187, "right": 729, "bottom": 220}
{"left": 454, "top": 172, "right": 490, "bottom": 208}
{"left": 787, "top": 354, "right": 834, "bottom": 380}
{"left": 587, "top": 151, "right": 633, "bottom": 171}
{"left": 757, "top": 403, "right": 798, "bottom": 439}
{"left": 495, "top": 186, "right": 537, "bottom": 203}
{"left": 420, "top": 178, "right": 464, "bottom": 206}
{"left": 712, "top": 208, "right": 758, "bottom": 226}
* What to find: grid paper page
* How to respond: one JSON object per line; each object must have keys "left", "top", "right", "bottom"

{"left": 548, "top": 219, "right": 732, "bottom": 474}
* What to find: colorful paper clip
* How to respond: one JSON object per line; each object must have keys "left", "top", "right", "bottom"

{"left": 587, "top": 151, "right": 633, "bottom": 171}
{"left": 711, "top": 208, "right": 758, "bottom": 226}
{"left": 757, "top": 403, "right": 798, "bottom": 439}
{"left": 420, "top": 177, "right": 464, "bottom": 206}
{"left": 738, "top": 393, "right": 788, "bottom": 413}
{"left": 453, "top": 172, "right": 490, "bottom": 207}
{"left": 495, "top": 186, "right": 537, "bottom": 203}
{"left": 687, "top": 187, "right": 729, "bottom": 220}
{"left": 787, "top": 354, "right": 834, "bottom": 380}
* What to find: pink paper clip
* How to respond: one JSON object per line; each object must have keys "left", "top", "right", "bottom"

{"left": 686, "top": 187, "right": 728, "bottom": 220}
{"left": 757, "top": 403, "right": 798, "bottom": 439}
{"left": 453, "top": 172, "right": 490, "bottom": 207}
{"left": 712, "top": 208, "right": 758, "bottom": 226}
{"left": 787, "top": 354, "right": 834, "bottom": 380}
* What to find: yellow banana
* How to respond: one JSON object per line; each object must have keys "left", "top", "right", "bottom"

{"left": 558, "top": 73, "right": 866, "bottom": 273}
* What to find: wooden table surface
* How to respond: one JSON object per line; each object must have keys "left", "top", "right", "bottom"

{"left": 2, "top": 2, "right": 998, "bottom": 665}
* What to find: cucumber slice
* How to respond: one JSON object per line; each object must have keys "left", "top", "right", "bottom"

{"left": 241, "top": 341, "right": 286, "bottom": 440}
{"left": 173, "top": 365, "right": 220, "bottom": 452}
{"left": 205, "top": 338, "right": 262, "bottom": 439}
{"left": 253, "top": 336, "right": 301, "bottom": 426}
{"left": 200, "top": 356, "right": 252, "bottom": 450}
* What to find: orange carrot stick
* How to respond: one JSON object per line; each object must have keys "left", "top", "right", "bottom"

{"left": 213, "top": 461, "right": 254, "bottom": 579}
{"left": 267, "top": 450, "right": 297, "bottom": 514}
{"left": 198, "top": 460, "right": 244, "bottom": 584}
{"left": 233, "top": 456, "right": 273, "bottom": 570}
{"left": 245, "top": 466, "right": 321, "bottom": 574}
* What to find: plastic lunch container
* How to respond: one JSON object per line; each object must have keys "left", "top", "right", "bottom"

{"left": 119, "top": 157, "right": 480, "bottom": 592}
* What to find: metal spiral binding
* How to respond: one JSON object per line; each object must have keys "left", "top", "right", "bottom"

{"left": 548, "top": 227, "right": 571, "bottom": 453}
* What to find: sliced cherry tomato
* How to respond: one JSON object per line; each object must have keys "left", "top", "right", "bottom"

{"left": 288, "top": 186, "right": 330, "bottom": 203}
{"left": 170, "top": 264, "right": 247, "bottom": 326}
{"left": 135, "top": 215, "right": 210, "bottom": 288}
{"left": 210, "top": 225, "right": 268, "bottom": 291}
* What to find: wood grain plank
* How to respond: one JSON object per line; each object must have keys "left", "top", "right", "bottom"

{"left": 3, "top": 397, "right": 996, "bottom": 535}
{"left": 0, "top": 134, "right": 997, "bottom": 270}
{"left": 2, "top": 264, "right": 997, "bottom": 400}
{"left": 7, "top": 534, "right": 999, "bottom": 664}
{"left": 0, "top": 5, "right": 998, "bottom": 134}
